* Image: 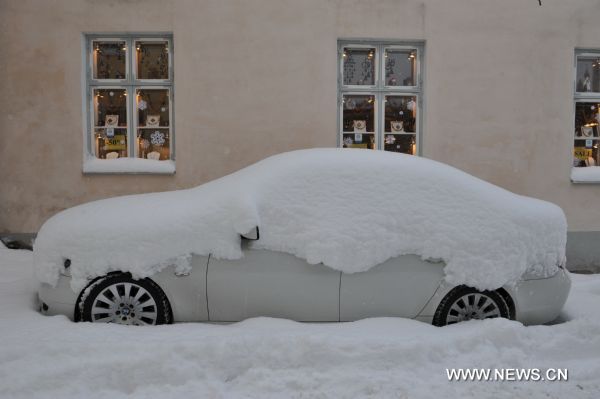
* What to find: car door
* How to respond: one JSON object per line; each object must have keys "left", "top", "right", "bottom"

{"left": 151, "top": 254, "right": 209, "bottom": 322}
{"left": 207, "top": 244, "right": 341, "bottom": 322}
{"left": 340, "top": 255, "right": 445, "bottom": 321}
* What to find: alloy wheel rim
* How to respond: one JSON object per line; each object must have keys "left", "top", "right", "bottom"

{"left": 91, "top": 282, "right": 158, "bottom": 325}
{"left": 446, "top": 293, "right": 501, "bottom": 324}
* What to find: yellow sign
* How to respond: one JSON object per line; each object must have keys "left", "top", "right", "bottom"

{"left": 104, "top": 135, "right": 126, "bottom": 151}
{"left": 574, "top": 147, "right": 592, "bottom": 160}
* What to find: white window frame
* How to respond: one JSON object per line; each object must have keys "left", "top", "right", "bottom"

{"left": 573, "top": 49, "right": 600, "bottom": 183}
{"left": 83, "top": 33, "right": 174, "bottom": 174}
{"left": 337, "top": 40, "right": 424, "bottom": 154}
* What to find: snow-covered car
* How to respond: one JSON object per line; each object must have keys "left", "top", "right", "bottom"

{"left": 35, "top": 149, "right": 570, "bottom": 326}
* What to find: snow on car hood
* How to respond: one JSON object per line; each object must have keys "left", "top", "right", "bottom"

{"left": 34, "top": 149, "right": 566, "bottom": 291}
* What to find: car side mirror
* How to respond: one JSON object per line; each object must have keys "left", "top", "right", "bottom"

{"left": 241, "top": 226, "right": 260, "bottom": 241}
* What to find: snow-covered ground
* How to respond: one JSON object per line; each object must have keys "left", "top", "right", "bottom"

{"left": 1, "top": 245, "right": 599, "bottom": 399}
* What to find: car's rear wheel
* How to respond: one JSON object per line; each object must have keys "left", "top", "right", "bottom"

{"left": 81, "top": 274, "right": 171, "bottom": 325}
{"left": 432, "top": 286, "right": 510, "bottom": 326}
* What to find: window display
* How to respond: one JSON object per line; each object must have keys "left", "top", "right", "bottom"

{"left": 385, "top": 96, "right": 416, "bottom": 132}
{"left": 384, "top": 134, "right": 415, "bottom": 155}
{"left": 342, "top": 95, "right": 375, "bottom": 149}
{"left": 136, "top": 88, "right": 170, "bottom": 160}
{"left": 93, "top": 88, "right": 128, "bottom": 159}
{"left": 86, "top": 35, "right": 173, "bottom": 168}
{"left": 384, "top": 95, "right": 417, "bottom": 154}
{"left": 573, "top": 102, "right": 600, "bottom": 168}
{"left": 338, "top": 41, "right": 423, "bottom": 153}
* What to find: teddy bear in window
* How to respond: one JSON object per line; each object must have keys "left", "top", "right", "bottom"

{"left": 390, "top": 121, "right": 404, "bottom": 132}
{"left": 105, "top": 115, "right": 119, "bottom": 127}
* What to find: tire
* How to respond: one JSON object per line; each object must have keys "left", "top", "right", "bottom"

{"left": 432, "top": 285, "right": 510, "bottom": 327}
{"left": 81, "top": 274, "right": 172, "bottom": 325}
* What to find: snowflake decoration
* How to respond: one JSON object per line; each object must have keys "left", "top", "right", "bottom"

{"left": 343, "top": 137, "right": 354, "bottom": 146}
{"left": 138, "top": 100, "right": 148, "bottom": 111}
{"left": 150, "top": 130, "right": 165, "bottom": 146}
{"left": 384, "top": 135, "right": 396, "bottom": 144}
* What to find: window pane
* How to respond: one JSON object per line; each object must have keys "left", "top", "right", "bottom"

{"left": 575, "top": 102, "right": 600, "bottom": 138}
{"left": 342, "top": 95, "right": 375, "bottom": 132}
{"left": 93, "top": 88, "right": 128, "bottom": 127}
{"left": 384, "top": 48, "right": 416, "bottom": 87}
{"left": 384, "top": 95, "right": 417, "bottom": 133}
{"left": 92, "top": 88, "right": 128, "bottom": 159}
{"left": 342, "top": 47, "right": 375, "bottom": 86}
{"left": 384, "top": 133, "right": 416, "bottom": 154}
{"left": 136, "top": 88, "right": 170, "bottom": 159}
{"left": 136, "top": 40, "right": 169, "bottom": 80}
{"left": 136, "top": 89, "right": 170, "bottom": 127}
{"left": 138, "top": 129, "right": 170, "bottom": 160}
{"left": 93, "top": 41, "right": 127, "bottom": 80}
{"left": 383, "top": 95, "right": 417, "bottom": 154}
{"left": 342, "top": 94, "right": 375, "bottom": 149}
{"left": 574, "top": 102, "right": 600, "bottom": 167}
{"left": 576, "top": 56, "right": 600, "bottom": 93}
{"left": 342, "top": 133, "right": 375, "bottom": 149}
{"left": 94, "top": 128, "right": 128, "bottom": 159}
{"left": 573, "top": 139, "right": 599, "bottom": 167}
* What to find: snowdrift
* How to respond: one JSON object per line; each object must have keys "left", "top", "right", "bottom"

{"left": 34, "top": 149, "right": 567, "bottom": 291}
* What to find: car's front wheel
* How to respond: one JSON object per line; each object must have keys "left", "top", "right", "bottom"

{"left": 432, "top": 286, "right": 510, "bottom": 326}
{"left": 80, "top": 274, "right": 171, "bottom": 325}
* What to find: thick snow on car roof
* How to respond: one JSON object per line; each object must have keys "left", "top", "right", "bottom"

{"left": 34, "top": 149, "right": 566, "bottom": 291}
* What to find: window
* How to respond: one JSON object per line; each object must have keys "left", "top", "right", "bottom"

{"left": 338, "top": 41, "right": 423, "bottom": 154}
{"left": 573, "top": 50, "right": 600, "bottom": 181}
{"left": 85, "top": 34, "right": 173, "bottom": 171}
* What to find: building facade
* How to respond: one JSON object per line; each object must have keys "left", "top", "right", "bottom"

{"left": 1, "top": 0, "right": 600, "bottom": 270}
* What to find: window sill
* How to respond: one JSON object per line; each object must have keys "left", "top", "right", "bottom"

{"left": 571, "top": 166, "right": 600, "bottom": 183}
{"left": 83, "top": 158, "right": 176, "bottom": 175}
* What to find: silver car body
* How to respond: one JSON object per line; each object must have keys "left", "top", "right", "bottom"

{"left": 39, "top": 243, "right": 571, "bottom": 326}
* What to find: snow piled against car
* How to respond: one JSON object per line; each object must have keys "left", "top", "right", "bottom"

{"left": 34, "top": 149, "right": 567, "bottom": 291}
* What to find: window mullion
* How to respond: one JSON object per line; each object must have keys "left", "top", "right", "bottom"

{"left": 128, "top": 86, "right": 134, "bottom": 158}
{"left": 86, "top": 85, "right": 92, "bottom": 156}
{"left": 377, "top": 92, "right": 384, "bottom": 150}
{"left": 128, "top": 38, "right": 135, "bottom": 158}
{"left": 86, "top": 39, "right": 92, "bottom": 156}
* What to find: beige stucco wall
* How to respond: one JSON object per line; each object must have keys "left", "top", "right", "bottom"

{"left": 1, "top": 0, "right": 599, "bottom": 233}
